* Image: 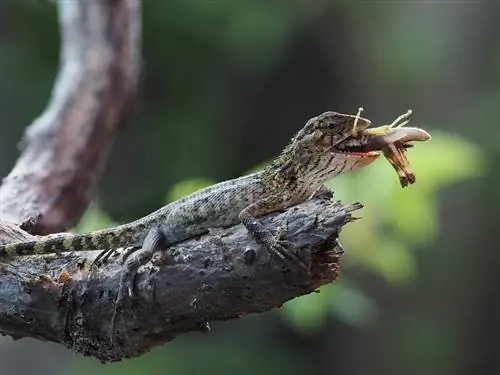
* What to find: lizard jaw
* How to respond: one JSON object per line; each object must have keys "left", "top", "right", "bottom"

{"left": 334, "top": 150, "right": 381, "bottom": 158}
{"left": 330, "top": 145, "right": 382, "bottom": 159}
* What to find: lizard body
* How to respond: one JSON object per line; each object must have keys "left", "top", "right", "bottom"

{"left": 3, "top": 173, "right": 264, "bottom": 256}
{"left": 0, "top": 108, "right": 429, "bottom": 261}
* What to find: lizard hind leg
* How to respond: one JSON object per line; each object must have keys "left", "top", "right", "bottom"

{"left": 110, "top": 227, "right": 167, "bottom": 342}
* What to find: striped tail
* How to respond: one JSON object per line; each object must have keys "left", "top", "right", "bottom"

{"left": 0, "top": 227, "right": 139, "bottom": 256}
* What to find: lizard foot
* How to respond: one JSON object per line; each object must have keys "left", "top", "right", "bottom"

{"left": 271, "top": 221, "right": 310, "bottom": 272}
{"left": 274, "top": 221, "right": 287, "bottom": 244}
{"left": 110, "top": 227, "right": 167, "bottom": 343}
{"left": 91, "top": 247, "right": 121, "bottom": 269}
{"left": 269, "top": 239, "right": 310, "bottom": 272}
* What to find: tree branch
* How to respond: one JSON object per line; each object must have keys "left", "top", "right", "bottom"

{"left": 0, "top": 0, "right": 141, "bottom": 234}
{"left": 0, "top": 197, "right": 361, "bottom": 363}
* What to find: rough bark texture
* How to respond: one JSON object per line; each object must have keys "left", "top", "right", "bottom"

{"left": 0, "top": 198, "right": 360, "bottom": 363}
{"left": 0, "top": 0, "right": 141, "bottom": 234}
{"left": 0, "top": 0, "right": 360, "bottom": 364}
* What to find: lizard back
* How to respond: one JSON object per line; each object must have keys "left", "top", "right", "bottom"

{"left": 0, "top": 173, "right": 266, "bottom": 256}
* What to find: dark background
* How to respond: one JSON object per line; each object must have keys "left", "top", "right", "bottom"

{"left": 0, "top": 1, "right": 497, "bottom": 374}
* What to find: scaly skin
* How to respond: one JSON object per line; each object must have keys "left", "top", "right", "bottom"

{"left": 0, "top": 108, "right": 429, "bottom": 261}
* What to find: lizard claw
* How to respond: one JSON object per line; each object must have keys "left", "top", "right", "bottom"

{"left": 270, "top": 239, "right": 310, "bottom": 272}
{"left": 91, "top": 248, "right": 117, "bottom": 269}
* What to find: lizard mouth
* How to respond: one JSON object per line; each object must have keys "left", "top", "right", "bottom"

{"left": 333, "top": 144, "right": 380, "bottom": 157}
{"left": 333, "top": 143, "right": 413, "bottom": 157}
{"left": 333, "top": 125, "right": 431, "bottom": 187}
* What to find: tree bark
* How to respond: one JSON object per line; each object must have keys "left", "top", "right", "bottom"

{"left": 0, "top": 198, "right": 360, "bottom": 363}
{"left": 0, "top": 0, "right": 141, "bottom": 234}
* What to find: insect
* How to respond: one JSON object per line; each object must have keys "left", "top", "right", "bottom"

{"left": 361, "top": 109, "right": 431, "bottom": 187}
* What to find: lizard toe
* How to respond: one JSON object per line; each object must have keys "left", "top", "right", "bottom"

{"left": 270, "top": 240, "right": 309, "bottom": 272}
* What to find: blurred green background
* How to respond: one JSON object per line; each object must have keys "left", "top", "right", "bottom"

{"left": 0, "top": 1, "right": 497, "bottom": 374}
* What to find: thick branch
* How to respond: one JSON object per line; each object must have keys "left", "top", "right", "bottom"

{"left": 0, "top": 198, "right": 361, "bottom": 363}
{"left": 0, "top": 0, "right": 140, "bottom": 234}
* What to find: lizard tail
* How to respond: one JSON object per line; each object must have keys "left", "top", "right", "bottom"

{"left": 0, "top": 227, "right": 137, "bottom": 256}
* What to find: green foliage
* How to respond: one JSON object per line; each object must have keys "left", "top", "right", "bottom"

{"left": 281, "top": 280, "right": 378, "bottom": 334}
{"left": 389, "top": 312, "right": 458, "bottom": 373}
{"left": 146, "top": 0, "right": 325, "bottom": 69}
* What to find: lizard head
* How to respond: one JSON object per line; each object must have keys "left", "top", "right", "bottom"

{"left": 265, "top": 108, "right": 430, "bottom": 192}
{"left": 291, "top": 108, "right": 373, "bottom": 149}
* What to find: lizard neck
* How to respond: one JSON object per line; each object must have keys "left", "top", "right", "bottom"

{"left": 261, "top": 150, "right": 325, "bottom": 197}
{"left": 262, "top": 148, "right": 374, "bottom": 197}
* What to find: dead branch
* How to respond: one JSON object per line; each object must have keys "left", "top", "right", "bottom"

{"left": 0, "top": 198, "right": 361, "bottom": 363}
{"left": 0, "top": 0, "right": 141, "bottom": 234}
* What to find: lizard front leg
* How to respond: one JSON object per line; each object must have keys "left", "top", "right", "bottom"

{"left": 238, "top": 195, "right": 309, "bottom": 270}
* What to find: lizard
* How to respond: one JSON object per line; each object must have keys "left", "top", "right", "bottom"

{"left": 0, "top": 108, "right": 430, "bottom": 333}
{"left": 0, "top": 107, "right": 431, "bottom": 269}
{"left": 0, "top": 107, "right": 430, "bottom": 260}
